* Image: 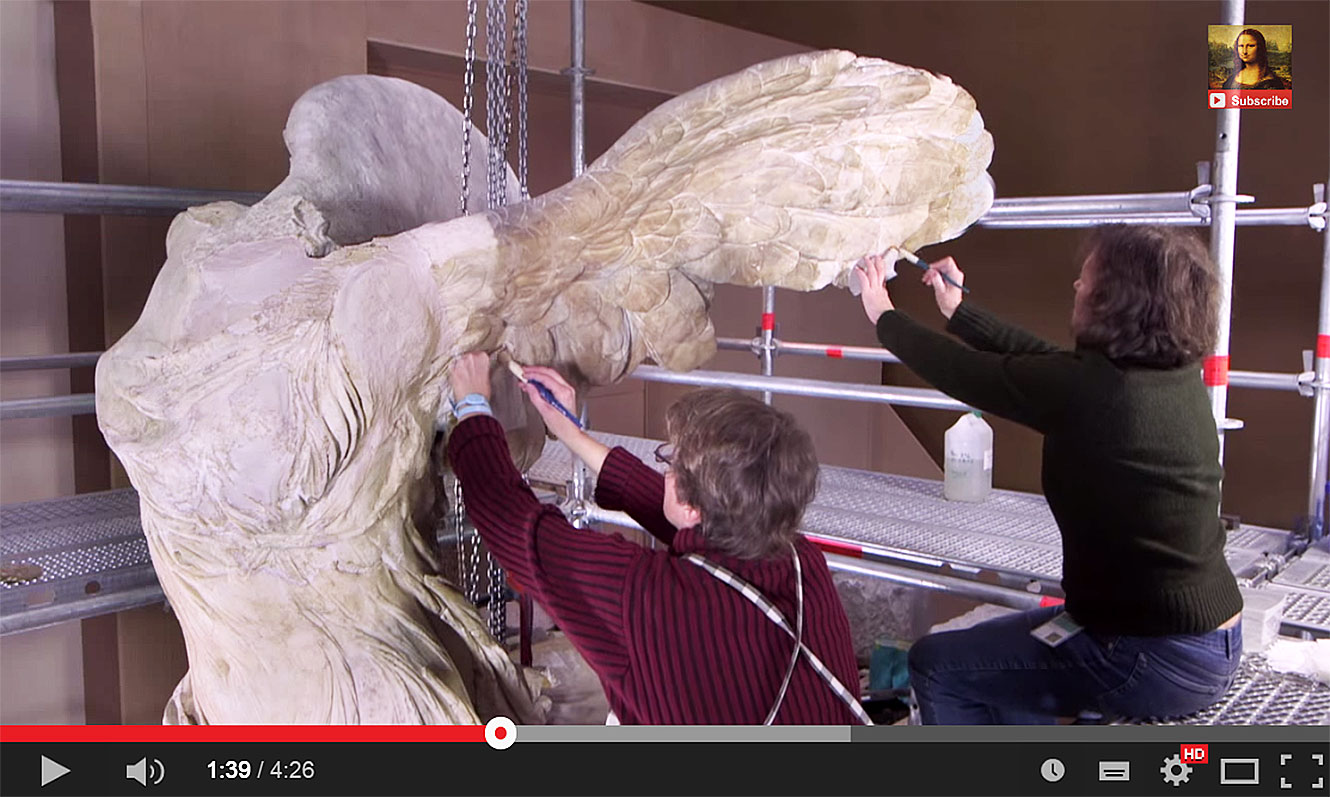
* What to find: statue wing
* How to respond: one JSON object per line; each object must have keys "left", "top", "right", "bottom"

{"left": 487, "top": 50, "right": 994, "bottom": 384}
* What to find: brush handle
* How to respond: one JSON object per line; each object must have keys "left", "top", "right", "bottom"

{"left": 530, "top": 380, "right": 583, "bottom": 429}
{"left": 900, "top": 252, "right": 970, "bottom": 294}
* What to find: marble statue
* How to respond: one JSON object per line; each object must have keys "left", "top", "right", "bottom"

{"left": 95, "top": 50, "right": 993, "bottom": 723}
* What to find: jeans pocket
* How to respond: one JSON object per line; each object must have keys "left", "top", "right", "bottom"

{"left": 1100, "top": 652, "right": 1146, "bottom": 701}
{"left": 1148, "top": 652, "right": 1227, "bottom": 697}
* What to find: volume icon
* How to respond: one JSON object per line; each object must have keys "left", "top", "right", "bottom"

{"left": 125, "top": 757, "right": 165, "bottom": 786}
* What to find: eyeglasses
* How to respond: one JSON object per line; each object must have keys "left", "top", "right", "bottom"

{"left": 653, "top": 443, "right": 675, "bottom": 468}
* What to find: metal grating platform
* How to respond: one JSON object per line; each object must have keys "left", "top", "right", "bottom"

{"left": 1139, "top": 654, "right": 1330, "bottom": 725}
{"left": 1272, "top": 586, "right": 1330, "bottom": 634}
{"left": 1273, "top": 548, "right": 1330, "bottom": 592}
{"left": 530, "top": 431, "right": 1294, "bottom": 585}
{"left": 1, "top": 488, "right": 161, "bottom": 635}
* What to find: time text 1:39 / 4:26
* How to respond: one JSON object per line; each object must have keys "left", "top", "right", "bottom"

{"left": 207, "top": 760, "right": 315, "bottom": 779}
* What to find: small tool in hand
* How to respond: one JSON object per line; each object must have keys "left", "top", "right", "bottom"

{"left": 895, "top": 247, "right": 970, "bottom": 295}
{"left": 506, "top": 360, "right": 583, "bottom": 429}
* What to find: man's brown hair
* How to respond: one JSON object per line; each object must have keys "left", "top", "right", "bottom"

{"left": 1074, "top": 225, "right": 1219, "bottom": 368}
{"left": 664, "top": 389, "right": 818, "bottom": 560}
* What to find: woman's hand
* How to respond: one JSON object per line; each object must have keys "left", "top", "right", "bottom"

{"left": 922, "top": 256, "right": 965, "bottom": 320}
{"left": 519, "top": 365, "right": 611, "bottom": 473}
{"left": 854, "top": 254, "right": 896, "bottom": 324}
{"left": 449, "top": 351, "right": 492, "bottom": 400}
{"left": 517, "top": 365, "right": 581, "bottom": 438}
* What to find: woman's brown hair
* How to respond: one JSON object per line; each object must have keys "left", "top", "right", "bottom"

{"left": 664, "top": 389, "right": 818, "bottom": 560}
{"left": 1074, "top": 225, "right": 1218, "bottom": 368}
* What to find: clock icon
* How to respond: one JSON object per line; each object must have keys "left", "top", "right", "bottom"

{"left": 1041, "top": 758, "right": 1066, "bottom": 783}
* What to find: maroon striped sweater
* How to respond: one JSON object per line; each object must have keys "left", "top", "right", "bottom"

{"left": 448, "top": 415, "right": 861, "bottom": 724}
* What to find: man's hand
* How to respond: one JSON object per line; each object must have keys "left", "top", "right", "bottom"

{"left": 855, "top": 254, "right": 896, "bottom": 324}
{"left": 922, "top": 256, "right": 966, "bottom": 320}
{"left": 449, "top": 351, "right": 492, "bottom": 400}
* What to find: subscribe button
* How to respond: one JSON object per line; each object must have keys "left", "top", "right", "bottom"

{"left": 1209, "top": 90, "right": 1293, "bottom": 109}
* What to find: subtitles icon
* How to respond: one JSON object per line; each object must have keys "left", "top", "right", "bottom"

{"left": 1209, "top": 91, "right": 1227, "bottom": 108}
{"left": 1099, "top": 761, "right": 1130, "bottom": 781}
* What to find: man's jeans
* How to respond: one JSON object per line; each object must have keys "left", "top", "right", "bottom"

{"left": 908, "top": 605, "right": 1242, "bottom": 724}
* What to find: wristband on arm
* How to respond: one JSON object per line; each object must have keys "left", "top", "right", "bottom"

{"left": 451, "top": 393, "right": 493, "bottom": 421}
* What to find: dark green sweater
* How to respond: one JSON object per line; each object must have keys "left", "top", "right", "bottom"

{"left": 877, "top": 302, "right": 1242, "bottom": 635}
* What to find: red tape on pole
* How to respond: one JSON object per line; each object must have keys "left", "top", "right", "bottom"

{"left": 807, "top": 534, "right": 862, "bottom": 558}
{"left": 826, "top": 347, "right": 843, "bottom": 359}
{"left": 761, "top": 313, "right": 775, "bottom": 331}
{"left": 1318, "top": 335, "right": 1330, "bottom": 359}
{"left": 1039, "top": 596, "right": 1065, "bottom": 608}
{"left": 1203, "top": 355, "right": 1229, "bottom": 387}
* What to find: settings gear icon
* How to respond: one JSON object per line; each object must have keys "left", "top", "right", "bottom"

{"left": 1160, "top": 754, "right": 1193, "bottom": 786}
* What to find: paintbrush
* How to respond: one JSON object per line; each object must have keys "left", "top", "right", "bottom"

{"left": 893, "top": 247, "right": 970, "bottom": 294}
{"left": 506, "top": 359, "right": 584, "bottom": 429}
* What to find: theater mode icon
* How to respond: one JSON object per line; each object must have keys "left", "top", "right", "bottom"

{"left": 1209, "top": 92, "right": 1227, "bottom": 108}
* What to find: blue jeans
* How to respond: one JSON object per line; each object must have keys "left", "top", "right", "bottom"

{"left": 908, "top": 605, "right": 1242, "bottom": 724}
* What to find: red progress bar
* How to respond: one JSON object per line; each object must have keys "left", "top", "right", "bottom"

{"left": 0, "top": 725, "right": 485, "bottom": 743}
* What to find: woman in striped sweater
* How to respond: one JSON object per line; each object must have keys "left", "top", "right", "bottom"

{"left": 446, "top": 353, "right": 867, "bottom": 724}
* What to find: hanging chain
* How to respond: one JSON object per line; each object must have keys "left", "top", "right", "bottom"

{"left": 514, "top": 0, "right": 529, "bottom": 199}
{"left": 485, "top": 0, "right": 509, "bottom": 212}
{"left": 451, "top": 0, "right": 528, "bottom": 642}
{"left": 455, "top": 0, "right": 480, "bottom": 606}
{"left": 480, "top": 0, "right": 518, "bottom": 642}
{"left": 453, "top": 476, "right": 483, "bottom": 607}
{"left": 460, "top": 0, "right": 478, "bottom": 217}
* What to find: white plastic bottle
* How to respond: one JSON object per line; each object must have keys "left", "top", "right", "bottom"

{"left": 944, "top": 411, "right": 993, "bottom": 502}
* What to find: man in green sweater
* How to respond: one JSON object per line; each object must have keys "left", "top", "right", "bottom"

{"left": 854, "top": 225, "right": 1242, "bottom": 724}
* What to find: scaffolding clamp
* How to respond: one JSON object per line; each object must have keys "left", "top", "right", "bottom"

{"left": 1307, "top": 183, "right": 1326, "bottom": 232}
{"left": 1188, "top": 183, "right": 1214, "bottom": 222}
{"left": 1296, "top": 370, "right": 1321, "bottom": 398}
{"left": 563, "top": 482, "right": 590, "bottom": 528}
{"left": 749, "top": 333, "right": 779, "bottom": 360}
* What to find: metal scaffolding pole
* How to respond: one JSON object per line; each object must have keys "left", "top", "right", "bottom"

{"left": 2, "top": 362, "right": 1307, "bottom": 422}
{"left": 717, "top": 337, "right": 904, "bottom": 365}
{"left": 980, "top": 207, "right": 1317, "bottom": 229}
{"left": 630, "top": 365, "right": 971, "bottom": 412}
{"left": 1229, "top": 369, "right": 1307, "bottom": 392}
{"left": 565, "top": 0, "right": 590, "bottom": 528}
{"left": 582, "top": 504, "right": 1046, "bottom": 611}
{"left": 0, "top": 352, "right": 102, "bottom": 372}
{"left": 7, "top": 177, "right": 1319, "bottom": 229}
{"left": 1207, "top": 0, "right": 1245, "bottom": 463}
{"left": 0, "top": 394, "right": 96, "bottom": 421}
{"left": 1310, "top": 179, "right": 1330, "bottom": 543}
{"left": 759, "top": 288, "right": 776, "bottom": 404}
{"left": 985, "top": 190, "right": 1202, "bottom": 218}
{"left": 0, "top": 179, "right": 263, "bottom": 215}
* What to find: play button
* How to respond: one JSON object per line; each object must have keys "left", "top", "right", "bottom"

{"left": 40, "top": 756, "right": 71, "bottom": 787}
